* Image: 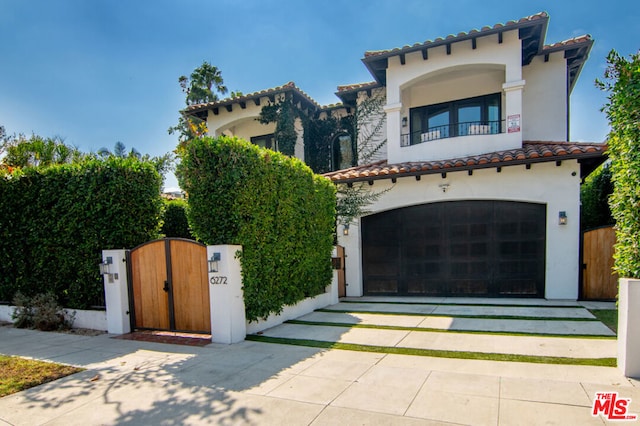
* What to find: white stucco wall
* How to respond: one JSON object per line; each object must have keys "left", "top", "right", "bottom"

{"left": 0, "top": 305, "right": 107, "bottom": 331}
{"left": 208, "top": 98, "right": 268, "bottom": 137}
{"left": 337, "top": 160, "right": 581, "bottom": 300}
{"left": 206, "top": 94, "right": 305, "bottom": 162}
{"left": 384, "top": 30, "right": 524, "bottom": 164}
{"left": 222, "top": 117, "right": 275, "bottom": 143}
{"left": 403, "top": 67, "right": 504, "bottom": 109}
{"left": 522, "top": 52, "right": 568, "bottom": 141}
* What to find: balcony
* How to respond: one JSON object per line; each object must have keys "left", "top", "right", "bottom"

{"left": 401, "top": 120, "right": 505, "bottom": 147}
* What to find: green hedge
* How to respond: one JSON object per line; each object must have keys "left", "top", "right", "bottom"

{"left": 177, "top": 136, "right": 336, "bottom": 321}
{"left": 0, "top": 157, "right": 163, "bottom": 308}
{"left": 598, "top": 50, "right": 640, "bottom": 278}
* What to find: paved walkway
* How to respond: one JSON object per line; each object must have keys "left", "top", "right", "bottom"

{"left": 0, "top": 299, "right": 637, "bottom": 425}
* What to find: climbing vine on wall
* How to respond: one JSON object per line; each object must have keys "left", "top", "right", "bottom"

{"left": 258, "top": 93, "right": 298, "bottom": 156}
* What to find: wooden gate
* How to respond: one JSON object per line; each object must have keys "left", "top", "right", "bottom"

{"left": 128, "top": 238, "right": 211, "bottom": 333}
{"left": 582, "top": 226, "right": 618, "bottom": 300}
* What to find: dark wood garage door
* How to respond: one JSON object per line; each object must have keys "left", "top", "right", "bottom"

{"left": 362, "top": 201, "right": 546, "bottom": 297}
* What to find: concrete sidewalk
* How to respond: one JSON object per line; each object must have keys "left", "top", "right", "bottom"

{"left": 0, "top": 327, "right": 640, "bottom": 425}
{"left": 0, "top": 299, "right": 640, "bottom": 425}
{"left": 0, "top": 325, "right": 638, "bottom": 425}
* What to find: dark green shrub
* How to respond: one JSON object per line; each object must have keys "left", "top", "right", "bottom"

{"left": 177, "top": 136, "right": 336, "bottom": 321}
{"left": 11, "top": 292, "right": 75, "bottom": 331}
{"left": 11, "top": 293, "right": 34, "bottom": 329}
{"left": 580, "top": 162, "right": 614, "bottom": 230}
{"left": 0, "top": 157, "right": 163, "bottom": 308}
{"left": 161, "top": 199, "right": 193, "bottom": 239}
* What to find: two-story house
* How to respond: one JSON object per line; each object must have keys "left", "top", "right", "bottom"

{"left": 185, "top": 12, "right": 606, "bottom": 300}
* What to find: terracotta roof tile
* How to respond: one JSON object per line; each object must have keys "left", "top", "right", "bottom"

{"left": 363, "top": 12, "right": 548, "bottom": 58}
{"left": 336, "top": 81, "right": 380, "bottom": 93}
{"left": 184, "top": 81, "right": 320, "bottom": 114}
{"left": 543, "top": 34, "right": 592, "bottom": 51}
{"left": 323, "top": 142, "right": 606, "bottom": 183}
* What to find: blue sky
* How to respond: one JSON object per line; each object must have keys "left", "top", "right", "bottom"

{"left": 1, "top": 0, "right": 638, "bottom": 189}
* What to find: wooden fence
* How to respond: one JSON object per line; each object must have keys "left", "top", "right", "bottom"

{"left": 582, "top": 226, "right": 618, "bottom": 300}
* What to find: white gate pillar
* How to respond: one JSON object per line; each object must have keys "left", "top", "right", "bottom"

{"left": 101, "top": 249, "right": 131, "bottom": 335}
{"left": 207, "top": 245, "right": 246, "bottom": 344}
{"left": 618, "top": 278, "right": 640, "bottom": 378}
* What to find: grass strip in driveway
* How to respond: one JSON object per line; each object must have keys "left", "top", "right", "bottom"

{"left": 0, "top": 355, "right": 83, "bottom": 397}
{"left": 245, "top": 335, "right": 616, "bottom": 367}
{"left": 285, "top": 319, "right": 616, "bottom": 339}
{"left": 339, "top": 300, "right": 586, "bottom": 309}
{"left": 317, "top": 308, "right": 599, "bottom": 322}
{"left": 589, "top": 309, "right": 618, "bottom": 333}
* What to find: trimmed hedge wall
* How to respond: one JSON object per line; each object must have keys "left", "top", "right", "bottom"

{"left": 0, "top": 158, "right": 163, "bottom": 308}
{"left": 598, "top": 50, "right": 640, "bottom": 278}
{"left": 177, "top": 136, "right": 336, "bottom": 321}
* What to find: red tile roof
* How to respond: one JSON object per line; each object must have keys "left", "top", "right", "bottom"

{"left": 183, "top": 81, "right": 320, "bottom": 115}
{"left": 336, "top": 81, "right": 380, "bottom": 93}
{"left": 323, "top": 142, "right": 606, "bottom": 183}
{"left": 543, "top": 34, "right": 592, "bottom": 51}
{"left": 362, "top": 12, "right": 548, "bottom": 59}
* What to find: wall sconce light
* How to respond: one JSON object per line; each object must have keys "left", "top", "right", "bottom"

{"left": 402, "top": 117, "right": 408, "bottom": 127}
{"left": 558, "top": 211, "right": 567, "bottom": 225}
{"left": 438, "top": 183, "right": 450, "bottom": 193}
{"left": 99, "top": 256, "right": 118, "bottom": 282}
{"left": 208, "top": 252, "right": 221, "bottom": 273}
{"left": 343, "top": 223, "right": 350, "bottom": 236}
{"left": 99, "top": 257, "right": 113, "bottom": 275}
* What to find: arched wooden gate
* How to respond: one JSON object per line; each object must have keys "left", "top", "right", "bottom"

{"left": 127, "top": 238, "right": 211, "bottom": 333}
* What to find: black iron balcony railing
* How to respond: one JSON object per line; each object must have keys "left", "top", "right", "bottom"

{"left": 401, "top": 120, "right": 505, "bottom": 147}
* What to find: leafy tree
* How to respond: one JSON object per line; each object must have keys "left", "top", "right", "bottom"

{"left": 596, "top": 50, "right": 640, "bottom": 278}
{"left": 97, "top": 141, "right": 140, "bottom": 159}
{"left": 580, "top": 162, "right": 614, "bottom": 230}
{"left": 169, "top": 61, "right": 230, "bottom": 142}
{"left": 180, "top": 61, "right": 228, "bottom": 106}
{"left": 160, "top": 199, "right": 192, "bottom": 239}
{"left": 1, "top": 134, "right": 83, "bottom": 168}
{"left": 96, "top": 141, "right": 172, "bottom": 179}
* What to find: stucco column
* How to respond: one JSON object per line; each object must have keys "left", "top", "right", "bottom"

{"left": 102, "top": 249, "right": 131, "bottom": 335}
{"left": 207, "top": 245, "right": 246, "bottom": 344}
{"left": 618, "top": 278, "right": 640, "bottom": 378}
{"left": 384, "top": 102, "right": 403, "bottom": 164}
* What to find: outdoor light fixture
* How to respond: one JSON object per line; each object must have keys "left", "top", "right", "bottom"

{"left": 439, "top": 183, "right": 450, "bottom": 193}
{"left": 343, "top": 223, "right": 350, "bottom": 236}
{"left": 208, "top": 252, "right": 221, "bottom": 273}
{"left": 559, "top": 211, "right": 567, "bottom": 225}
{"left": 402, "top": 117, "right": 408, "bottom": 127}
{"left": 99, "top": 257, "right": 113, "bottom": 275}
